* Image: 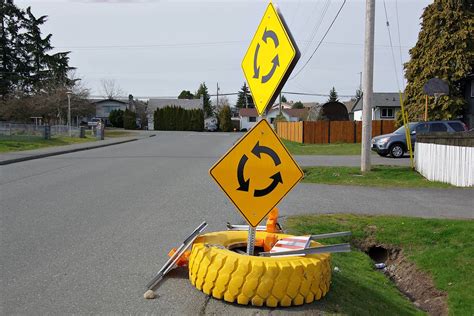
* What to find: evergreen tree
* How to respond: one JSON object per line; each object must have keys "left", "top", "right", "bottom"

{"left": 235, "top": 83, "right": 254, "bottom": 108}
{"left": 195, "top": 82, "right": 213, "bottom": 117}
{"left": 403, "top": 0, "right": 473, "bottom": 121}
{"left": 0, "top": 3, "right": 73, "bottom": 97}
{"left": 292, "top": 101, "right": 304, "bottom": 109}
{"left": 178, "top": 90, "right": 194, "bottom": 99}
{"left": 328, "top": 87, "right": 338, "bottom": 102}
{"left": 281, "top": 94, "right": 287, "bottom": 103}
{"left": 109, "top": 109, "right": 124, "bottom": 128}
{"left": 123, "top": 109, "right": 136, "bottom": 130}
{"left": 218, "top": 105, "right": 232, "bottom": 132}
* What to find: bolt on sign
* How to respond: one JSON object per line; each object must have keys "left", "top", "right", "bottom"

{"left": 241, "top": 2, "right": 300, "bottom": 116}
{"left": 210, "top": 120, "right": 304, "bottom": 227}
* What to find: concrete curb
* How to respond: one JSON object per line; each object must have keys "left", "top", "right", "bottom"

{"left": 0, "top": 138, "right": 138, "bottom": 166}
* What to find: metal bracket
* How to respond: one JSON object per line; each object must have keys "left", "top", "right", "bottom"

{"left": 146, "top": 221, "right": 207, "bottom": 290}
{"left": 259, "top": 243, "right": 351, "bottom": 257}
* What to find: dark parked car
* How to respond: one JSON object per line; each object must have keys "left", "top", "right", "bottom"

{"left": 371, "top": 120, "right": 467, "bottom": 158}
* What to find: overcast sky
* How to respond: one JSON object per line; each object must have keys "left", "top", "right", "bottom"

{"left": 16, "top": 0, "right": 431, "bottom": 104}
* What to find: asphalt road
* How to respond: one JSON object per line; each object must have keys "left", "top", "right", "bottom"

{"left": 1, "top": 132, "right": 472, "bottom": 314}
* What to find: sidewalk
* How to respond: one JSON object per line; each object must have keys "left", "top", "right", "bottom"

{"left": 0, "top": 136, "right": 144, "bottom": 165}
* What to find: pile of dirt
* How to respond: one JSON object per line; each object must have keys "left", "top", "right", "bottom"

{"left": 355, "top": 237, "right": 448, "bottom": 316}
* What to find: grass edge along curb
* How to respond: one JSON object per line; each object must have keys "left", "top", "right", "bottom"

{"left": 302, "top": 165, "right": 455, "bottom": 188}
{"left": 285, "top": 214, "right": 474, "bottom": 315}
{"left": 188, "top": 230, "right": 331, "bottom": 307}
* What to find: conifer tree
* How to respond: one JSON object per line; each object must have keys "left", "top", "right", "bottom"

{"left": 403, "top": 0, "right": 473, "bottom": 121}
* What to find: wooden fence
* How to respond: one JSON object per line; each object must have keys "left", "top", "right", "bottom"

{"left": 276, "top": 120, "right": 396, "bottom": 144}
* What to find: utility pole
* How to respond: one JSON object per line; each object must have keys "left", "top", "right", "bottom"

{"left": 216, "top": 82, "right": 219, "bottom": 111}
{"left": 361, "top": 0, "right": 375, "bottom": 172}
{"left": 67, "top": 91, "right": 72, "bottom": 137}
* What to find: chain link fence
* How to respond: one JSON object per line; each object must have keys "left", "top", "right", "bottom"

{"left": 0, "top": 122, "right": 81, "bottom": 139}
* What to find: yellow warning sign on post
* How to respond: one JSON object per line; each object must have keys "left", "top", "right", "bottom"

{"left": 241, "top": 2, "right": 300, "bottom": 116}
{"left": 209, "top": 120, "right": 303, "bottom": 227}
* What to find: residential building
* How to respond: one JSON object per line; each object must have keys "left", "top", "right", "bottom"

{"left": 93, "top": 99, "right": 128, "bottom": 124}
{"left": 239, "top": 108, "right": 309, "bottom": 130}
{"left": 462, "top": 73, "right": 474, "bottom": 128}
{"left": 350, "top": 92, "right": 402, "bottom": 121}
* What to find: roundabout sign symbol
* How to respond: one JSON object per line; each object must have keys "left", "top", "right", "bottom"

{"left": 242, "top": 2, "right": 300, "bottom": 115}
{"left": 209, "top": 120, "right": 303, "bottom": 227}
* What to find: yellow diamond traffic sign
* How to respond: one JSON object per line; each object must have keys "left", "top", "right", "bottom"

{"left": 209, "top": 120, "right": 303, "bottom": 227}
{"left": 242, "top": 2, "right": 300, "bottom": 116}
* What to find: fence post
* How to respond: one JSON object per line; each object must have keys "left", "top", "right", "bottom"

{"left": 79, "top": 126, "right": 86, "bottom": 138}
{"left": 44, "top": 125, "right": 51, "bottom": 140}
{"left": 328, "top": 121, "right": 331, "bottom": 144}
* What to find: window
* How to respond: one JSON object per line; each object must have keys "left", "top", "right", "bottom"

{"left": 380, "top": 108, "right": 394, "bottom": 118}
{"left": 416, "top": 123, "right": 429, "bottom": 134}
{"left": 448, "top": 122, "right": 465, "bottom": 132}
{"left": 429, "top": 123, "right": 447, "bottom": 132}
{"left": 249, "top": 117, "right": 256, "bottom": 122}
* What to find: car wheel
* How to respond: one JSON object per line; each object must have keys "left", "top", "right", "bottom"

{"left": 389, "top": 144, "right": 404, "bottom": 158}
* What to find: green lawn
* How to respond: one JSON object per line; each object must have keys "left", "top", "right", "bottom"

{"left": 303, "top": 166, "right": 454, "bottom": 188}
{"left": 0, "top": 135, "right": 96, "bottom": 153}
{"left": 285, "top": 214, "right": 474, "bottom": 315}
{"left": 282, "top": 139, "right": 362, "bottom": 155}
{"left": 104, "top": 129, "right": 137, "bottom": 138}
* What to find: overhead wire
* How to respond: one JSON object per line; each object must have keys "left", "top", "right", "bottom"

{"left": 289, "top": 0, "right": 347, "bottom": 80}
{"left": 382, "top": 0, "right": 401, "bottom": 91}
{"left": 394, "top": 0, "right": 405, "bottom": 89}
{"left": 299, "top": 0, "right": 331, "bottom": 59}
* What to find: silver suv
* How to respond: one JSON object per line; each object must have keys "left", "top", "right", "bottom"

{"left": 371, "top": 120, "right": 467, "bottom": 158}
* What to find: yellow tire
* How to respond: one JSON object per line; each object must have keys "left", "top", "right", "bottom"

{"left": 188, "top": 231, "right": 331, "bottom": 307}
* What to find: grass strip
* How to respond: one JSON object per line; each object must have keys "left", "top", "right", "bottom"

{"left": 285, "top": 214, "right": 474, "bottom": 315}
{"left": 302, "top": 165, "right": 454, "bottom": 188}
{"left": 0, "top": 136, "right": 96, "bottom": 153}
{"left": 282, "top": 139, "right": 362, "bottom": 155}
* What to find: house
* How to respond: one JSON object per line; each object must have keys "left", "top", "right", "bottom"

{"left": 92, "top": 99, "right": 128, "bottom": 125}
{"left": 239, "top": 107, "right": 309, "bottom": 130}
{"left": 147, "top": 98, "right": 203, "bottom": 130}
{"left": 350, "top": 92, "right": 402, "bottom": 121}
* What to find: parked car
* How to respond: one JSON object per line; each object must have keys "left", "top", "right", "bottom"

{"left": 371, "top": 120, "right": 467, "bottom": 158}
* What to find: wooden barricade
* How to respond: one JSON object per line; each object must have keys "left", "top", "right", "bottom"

{"left": 276, "top": 121, "right": 303, "bottom": 143}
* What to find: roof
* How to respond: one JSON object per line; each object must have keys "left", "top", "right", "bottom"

{"left": 351, "top": 93, "right": 403, "bottom": 112}
{"left": 239, "top": 107, "right": 309, "bottom": 120}
{"left": 148, "top": 98, "right": 203, "bottom": 111}
{"left": 239, "top": 108, "right": 258, "bottom": 117}
{"left": 91, "top": 98, "right": 127, "bottom": 104}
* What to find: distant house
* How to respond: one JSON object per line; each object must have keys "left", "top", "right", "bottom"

{"left": 147, "top": 98, "right": 203, "bottom": 130}
{"left": 350, "top": 92, "right": 402, "bottom": 121}
{"left": 239, "top": 108, "right": 309, "bottom": 130}
{"left": 92, "top": 99, "right": 128, "bottom": 125}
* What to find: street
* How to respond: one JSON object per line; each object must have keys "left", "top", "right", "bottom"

{"left": 1, "top": 132, "right": 472, "bottom": 314}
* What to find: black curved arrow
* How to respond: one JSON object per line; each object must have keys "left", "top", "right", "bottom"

{"left": 254, "top": 172, "right": 283, "bottom": 197}
{"left": 262, "top": 28, "right": 279, "bottom": 48}
{"left": 253, "top": 43, "right": 260, "bottom": 79}
{"left": 237, "top": 154, "right": 250, "bottom": 192}
{"left": 252, "top": 141, "right": 281, "bottom": 166}
{"left": 261, "top": 55, "right": 279, "bottom": 83}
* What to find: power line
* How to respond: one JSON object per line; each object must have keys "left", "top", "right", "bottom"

{"left": 299, "top": 0, "right": 331, "bottom": 59}
{"left": 290, "top": 0, "right": 347, "bottom": 80}
{"left": 383, "top": 0, "right": 401, "bottom": 91}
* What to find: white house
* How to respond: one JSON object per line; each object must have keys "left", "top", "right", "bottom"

{"left": 351, "top": 92, "right": 402, "bottom": 121}
{"left": 92, "top": 99, "right": 128, "bottom": 124}
{"left": 239, "top": 108, "right": 309, "bottom": 130}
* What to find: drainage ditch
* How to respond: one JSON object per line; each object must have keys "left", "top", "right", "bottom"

{"left": 358, "top": 242, "right": 448, "bottom": 316}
